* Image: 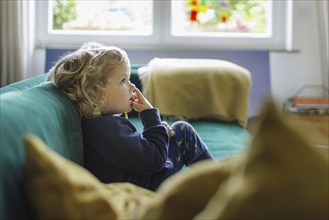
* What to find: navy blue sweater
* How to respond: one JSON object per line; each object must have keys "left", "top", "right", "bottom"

{"left": 82, "top": 108, "right": 170, "bottom": 190}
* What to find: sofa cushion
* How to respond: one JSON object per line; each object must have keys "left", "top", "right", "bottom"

{"left": 137, "top": 157, "right": 242, "bottom": 219}
{"left": 0, "top": 74, "right": 47, "bottom": 94}
{"left": 23, "top": 134, "right": 156, "bottom": 219}
{"left": 195, "top": 99, "right": 328, "bottom": 219}
{"left": 0, "top": 82, "right": 83, "bottom": 219}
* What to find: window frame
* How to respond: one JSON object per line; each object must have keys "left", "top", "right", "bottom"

{"left": 35, "top": 0, "right": 290, "bottom": 50}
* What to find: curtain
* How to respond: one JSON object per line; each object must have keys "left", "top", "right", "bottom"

{"left": 0, "top": 0, "right": 35, "bottom": 87}
{"left": 317, "top": 0, "right": 328, "bottom": 88}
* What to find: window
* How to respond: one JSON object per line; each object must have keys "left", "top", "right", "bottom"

{"left": 171, "top": 0, "right": 270, "bottom": 36}
{"left": 51, "top": 0, "right": 152, "bottom": 35}
{"left": 36, "top": 0, "right": 290, "bottom": 50}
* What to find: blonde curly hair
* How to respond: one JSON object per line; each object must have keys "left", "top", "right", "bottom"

{"left": 48, "top": 46, "right": 129, "bottom": 118}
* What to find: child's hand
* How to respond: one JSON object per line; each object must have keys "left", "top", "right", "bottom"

{"left": 131, "top": 87, "right": 153, "bottom": 112}
{"left": 162, "top": 121, "right": 175, "bottom": 137}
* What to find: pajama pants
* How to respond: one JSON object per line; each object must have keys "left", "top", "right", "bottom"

{"left": 151, "top": 121, "right": 211, "bottom": 190}
{"left": 167, "top": 121, "right": 209, "bottom": 171}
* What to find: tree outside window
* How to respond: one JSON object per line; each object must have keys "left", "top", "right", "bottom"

{"left": 52, "top": 0, "right": 77, "bottom": 30}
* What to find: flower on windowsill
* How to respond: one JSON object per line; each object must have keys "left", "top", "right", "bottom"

{"left": 190, "top": 10, "right": 198, "bottom": 21}
{"left": 220, "top": 1, "right": 229, "bottom": 8}
{"left": 219, "top": 12, "right": 229, "bottom": 23}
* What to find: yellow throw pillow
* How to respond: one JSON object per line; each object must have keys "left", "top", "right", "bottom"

{"left": 195, "top": 99, "right": 329, "bottom": 219}
{"left": 136, "top": 156, "right": 243, "bottom": 219}
{"left": 23, "top": 134, "right": 157, "bottom": 220}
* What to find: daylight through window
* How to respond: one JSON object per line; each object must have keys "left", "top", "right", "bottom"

{"left": 51, "top": 0, "right": 152, "bottom": 35}
{"left": 171, "top": 0, "right": 271, "bottom": 36}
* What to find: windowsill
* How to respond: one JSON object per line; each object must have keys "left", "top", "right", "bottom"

{"left": 36, "top": 43, "right": 299, "bottom": 53}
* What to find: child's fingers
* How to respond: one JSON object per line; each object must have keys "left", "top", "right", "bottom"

{"left": 131, "top": 102, "right": 140, "bottom": 109}
{"left": 133, "top": 87, "right": 144, "bottom": 100}
{"left": 132, "top": 87, "right": 153, "bottom": 110}
{"left": 169, "top": 129, "right": 175, "bottom": 137}
{"left": 161, "top": 121, "right": 175, "bottom": 137}
{"left": 161, "top": 121, "right": 169, "bottom": 127}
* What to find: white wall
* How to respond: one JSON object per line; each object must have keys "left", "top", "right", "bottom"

{"left": 270, "top": 0, "right": 328, "bottom": 104}
{"left": 34, "top": 48, "right": 45, "bottom": 77}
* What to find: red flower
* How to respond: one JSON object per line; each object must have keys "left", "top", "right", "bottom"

{"left": 190, "top": 10, "right": 198, "bottom": 21}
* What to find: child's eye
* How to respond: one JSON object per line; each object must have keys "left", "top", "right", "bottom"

{"left": 120, "top": 78, "right": 126, "bottom": 84}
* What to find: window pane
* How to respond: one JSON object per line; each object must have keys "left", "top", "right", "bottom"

{"left": 50, "top": 0, "right": 153, "bottom": 35}
{"left": 171, "top": 0, "right": 271, "bottom": 36}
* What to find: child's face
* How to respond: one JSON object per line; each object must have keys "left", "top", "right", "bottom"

{"left": 102, "top": 63, "right": 135, "bottom": 115}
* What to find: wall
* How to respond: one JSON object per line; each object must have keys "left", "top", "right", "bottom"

{"left": 270, "top": 1, "right": 328, "bottom": 103}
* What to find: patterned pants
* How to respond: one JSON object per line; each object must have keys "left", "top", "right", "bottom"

{"left": 166, "top": 121, "right": 209, "bottom": 172}
{"left": 150, "top": 121, "right": 212, "bottom": 190}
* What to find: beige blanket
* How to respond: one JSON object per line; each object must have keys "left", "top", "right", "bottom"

{"left": 139, "top": 58, "right": 251, "bottom": 127}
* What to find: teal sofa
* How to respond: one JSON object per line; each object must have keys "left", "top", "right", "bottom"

{"left": 1, "top": 76, "right": 84, "bottom": 219}
{"left": 0, "top": 70, "right": 250, "bottom": 219}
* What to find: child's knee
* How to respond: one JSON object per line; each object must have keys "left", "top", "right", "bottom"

{"left": 171, "top": 121, "right": 191, "bottom": 132}
{"left": 171, "top": 121, "right": 196, "bottom": 138}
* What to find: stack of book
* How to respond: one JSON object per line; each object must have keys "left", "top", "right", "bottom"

{"left": 284, "top": 97, "right": 329, "bottom": 114}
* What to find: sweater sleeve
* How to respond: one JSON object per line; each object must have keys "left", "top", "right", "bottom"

{"left": 83, "top": 109, "right": 169, "bottom": 175}
{"left": 139, "top": 108, "right": 162, "bottom": 129}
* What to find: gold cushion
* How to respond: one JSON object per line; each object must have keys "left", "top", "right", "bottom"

{"left": 137, "top": 99, "right": 329, "bottom": 220}
{"left": 137, "top": 156, "right": 242, "bottom": 219}
{"left": 23, "top": 134, "right": 157, "bottom": 220}
{"left": 196, "top": 99, "right": 329, "bottom": 219}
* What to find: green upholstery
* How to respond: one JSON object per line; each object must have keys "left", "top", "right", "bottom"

{"left": 130, "top": 64, "right": 144, "bottom": 90}
{"left": 0, "top": 74, "right": 48, "bottom": 94}
{"left": 0, "top": 81, "right": 83, "bottom": 220}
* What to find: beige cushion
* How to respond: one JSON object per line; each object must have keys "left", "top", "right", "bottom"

{"left": 141, "top": 58, "right": 251, "bottom": 127}
{"left": 23, "top": 134, "right": 157, "bottom": 220}
{"left": 137, "top": 99, "right": 329, "bottom": 220}
{"left": 137, "top": 157, "right": 242, "bottom": 219}
{"left": 196, "top": 99, "right": 329, "bottom": 219}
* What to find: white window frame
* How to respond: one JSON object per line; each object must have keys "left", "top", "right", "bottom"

{"left": 35, "top": 0, "right": 290, "bottom": 50}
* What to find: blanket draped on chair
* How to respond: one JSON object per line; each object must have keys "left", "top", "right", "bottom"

{"left": 139, "top": 58, "right": 251, "bottom": 127}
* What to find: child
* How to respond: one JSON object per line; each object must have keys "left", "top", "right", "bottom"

{"left": 49, "top": 45, "right": 216, "bottom": 191}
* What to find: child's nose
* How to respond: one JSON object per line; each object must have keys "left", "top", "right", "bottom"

{"left": 129, "top": 83, "right": 136, "bottom": 91}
